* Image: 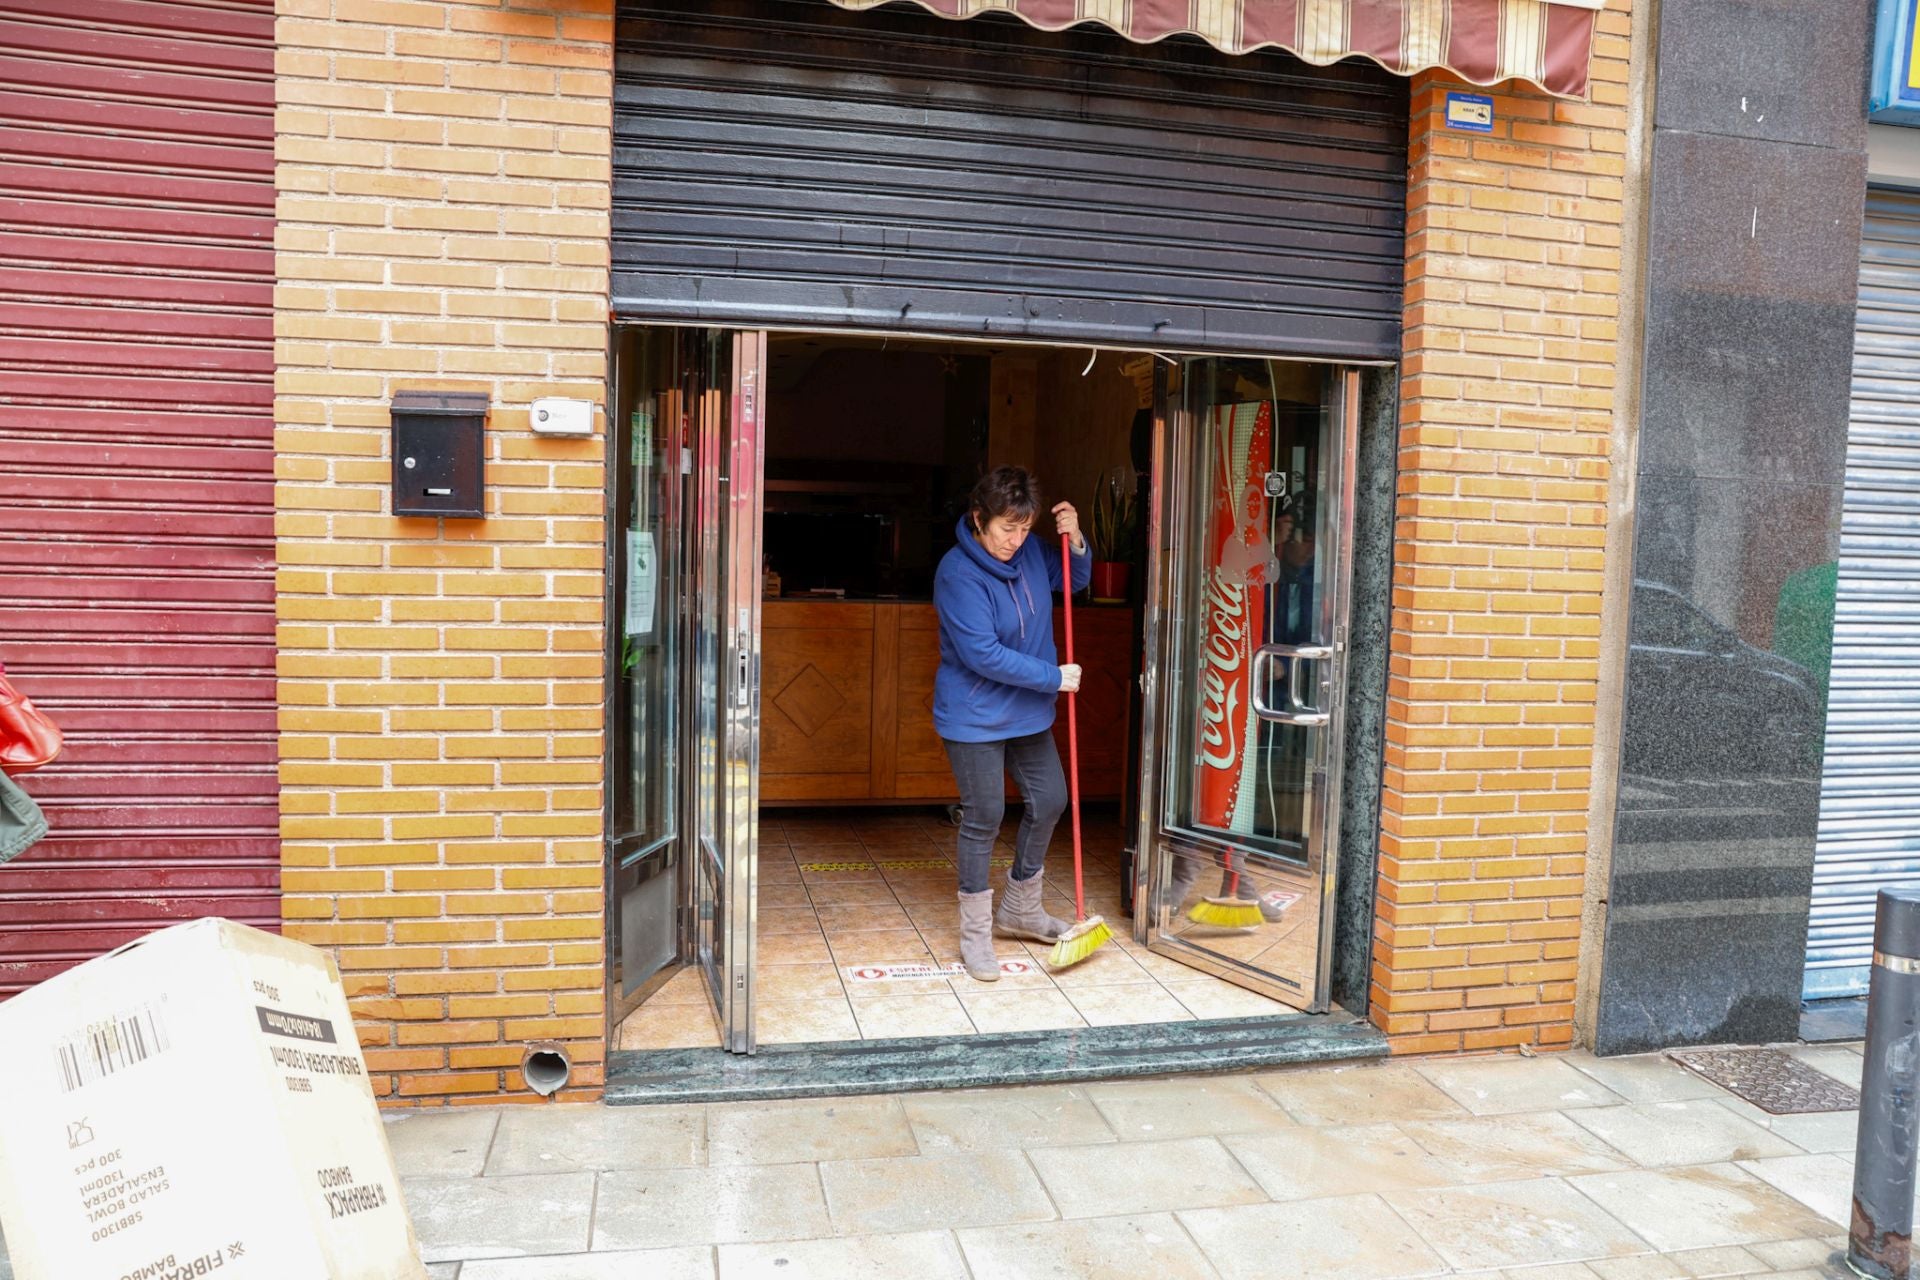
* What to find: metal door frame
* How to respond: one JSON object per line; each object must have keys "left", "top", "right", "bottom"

{"left": 604, "top": 325, "right": 767, "bottom": 1054}
{"left": 1131, "top": 364, "right": 1362, "bottom": 1013}
{"left": 717, "top": 329, "right": 767, "bottom": 1051}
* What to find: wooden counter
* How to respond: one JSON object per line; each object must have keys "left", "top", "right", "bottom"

{"left": 761, "top": 599, "right": 1133, "bottom": 804}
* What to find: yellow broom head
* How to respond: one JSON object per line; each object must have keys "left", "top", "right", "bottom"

{"left": 1046, "top": 914, "right": 1114, "bottom": 968}
{"left": 1187, "top": 896, "right": 1264, "bottom": 929}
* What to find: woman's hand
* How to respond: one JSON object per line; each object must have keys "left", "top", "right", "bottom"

{"left": 1058, "top": 663, "right": 1083, "bottom": 693}
{"left": 1053, "top": 501, "right": 1086, "bottom": 554}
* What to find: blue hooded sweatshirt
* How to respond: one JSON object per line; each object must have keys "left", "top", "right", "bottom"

{"left": 931, "top": 514, "right": 1092, "bottom": 743}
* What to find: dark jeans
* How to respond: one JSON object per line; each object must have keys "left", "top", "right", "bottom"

{"left": 943, "top": 730, "right": 1068, "bottom": 894}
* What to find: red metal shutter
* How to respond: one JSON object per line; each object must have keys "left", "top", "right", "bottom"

{"left": 0, "top": 0, "right": 277, "bottom": 995}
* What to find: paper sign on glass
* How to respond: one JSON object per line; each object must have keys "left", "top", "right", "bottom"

{"left": 627, "top": 532, "right": 657, "bottom": 639}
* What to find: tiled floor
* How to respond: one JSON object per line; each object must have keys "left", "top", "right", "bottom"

{"left": 614, "top": 807, "right": 1303, "bottom": 1051}
{"left": 361, "top": 1045, "right": 1866, "bottom": 1280}
{"left": 0, "top": 1047, "right": 1872, "bottom": 1280}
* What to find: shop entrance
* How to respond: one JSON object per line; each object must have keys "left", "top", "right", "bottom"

{"left": 606, "top": 326, "right": 1358, "bottom": 1054}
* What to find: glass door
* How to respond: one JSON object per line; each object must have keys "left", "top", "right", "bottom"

{"left": 609, "top": 327, "right": 766, "bottom": 1053}
{"left": 1135, "top": 360, "right": 1360, "bottom": 1012}
{"left": 694, "top": 329, "right": 766, "bottom": 1052}
{"left": 610, "top": 329, "right": 692, "bottom": 1026}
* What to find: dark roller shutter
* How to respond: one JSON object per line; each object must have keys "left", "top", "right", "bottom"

{"left": 0, "top": 0, "right": 277, "bottom": 995}
{"left": 613, "top": 0, "right": 1408, "bottom": 360}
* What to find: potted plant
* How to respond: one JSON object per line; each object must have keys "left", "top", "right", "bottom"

{"left": 1088, "top": 467, "right": 1138, "bottom": 603}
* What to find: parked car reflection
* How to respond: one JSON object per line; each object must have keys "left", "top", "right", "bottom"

{"left": 1622, "top": 580, "right": 1823, "bottom": 784}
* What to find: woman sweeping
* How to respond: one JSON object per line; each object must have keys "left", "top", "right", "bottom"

{"left": 933, "top": 466, "right": 1093, "bottom": 981}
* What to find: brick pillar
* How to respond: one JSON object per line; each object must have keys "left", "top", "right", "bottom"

{"left": 273, "top": 0, "right": 615, "bottom": 1102}
{"left": 1373, "top": 7, "right": 1633, "bottom": 1054}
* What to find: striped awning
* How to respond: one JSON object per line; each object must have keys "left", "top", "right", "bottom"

{"left": 825, "top": 0, "right": 1606, "bottom": 99}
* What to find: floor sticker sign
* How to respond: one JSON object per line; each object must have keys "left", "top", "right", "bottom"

{"left": 844, "top": 960, "right": 1034, "bottom": 983}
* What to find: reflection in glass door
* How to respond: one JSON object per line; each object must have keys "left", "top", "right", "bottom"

{"left": 610, "top": 329, "right": 691, "bottom": 1026}
{"left": 1137, "top": 360, "right": 1359, "bottom": 1011}
{"left": 609, "top": 327, "right": 766, "bottom": 1053}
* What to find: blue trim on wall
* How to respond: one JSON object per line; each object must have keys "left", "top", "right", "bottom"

{"left": 1871, "top": 0, "right": 1920, "bottom": 125}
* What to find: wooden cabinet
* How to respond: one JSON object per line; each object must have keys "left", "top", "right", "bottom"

{"left": 760, "top": 599, "right": 1134, "bottom": 804}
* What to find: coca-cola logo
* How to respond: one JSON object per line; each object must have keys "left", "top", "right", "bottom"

{"left": 1198, "top": 567, "right": 1247, "bottom": 771}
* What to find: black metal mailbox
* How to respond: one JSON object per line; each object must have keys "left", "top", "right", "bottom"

{"left": 391, "top": 390, "right": 487, "bottom": 518}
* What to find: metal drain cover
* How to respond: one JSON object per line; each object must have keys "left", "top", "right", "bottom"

{"left": 1668, "top": 1047, "right": 1861, "bottom": 1115}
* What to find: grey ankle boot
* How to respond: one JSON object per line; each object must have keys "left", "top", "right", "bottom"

{"left": 958, "top": 888, "right": 1000, "bottom": 981}
{"left": 1153, "top": 857, "right": 1203, "bottom": 917}
{"left": 994, "top": 871, "right": 1070, "bottom": 943}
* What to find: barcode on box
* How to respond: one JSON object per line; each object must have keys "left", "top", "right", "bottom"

{"left": 57, "top": 1005, "right": 170, "bottom": 1092}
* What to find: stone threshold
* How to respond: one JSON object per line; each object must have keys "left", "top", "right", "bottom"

{"left": 604, "top": 1012, "right": 1388, "bottom": 1105}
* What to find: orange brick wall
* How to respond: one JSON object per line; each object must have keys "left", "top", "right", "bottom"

{"left": 1374, "top": 10, "right": 1633, "bottom": 1054}
{"left": 273, "top": 0, "right": 615, "bottom": 1102}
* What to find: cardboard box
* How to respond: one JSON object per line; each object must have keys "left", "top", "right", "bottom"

{"left": 0, "top": 919, "right": 427, "bottom": 1280}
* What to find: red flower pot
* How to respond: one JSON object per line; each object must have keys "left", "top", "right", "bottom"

{"left": 1090, "top": 560, "right": 1131, "bottom": 603}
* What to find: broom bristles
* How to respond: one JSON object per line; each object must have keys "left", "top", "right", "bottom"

{"left": 1046, "top": 914, "right": 1114, "bottom": 968}
{"left": 1187, "top": 897, "right": 1264, "bottom": 928}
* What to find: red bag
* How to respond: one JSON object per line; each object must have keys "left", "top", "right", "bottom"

{"left": 0, "top": 664, "right": 63, "bottom": 776}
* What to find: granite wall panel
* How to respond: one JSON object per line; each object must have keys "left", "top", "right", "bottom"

{"left": 1594, "top": 4, "right": 1870, "bottom": 1054}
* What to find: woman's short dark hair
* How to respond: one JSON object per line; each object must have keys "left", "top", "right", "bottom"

{"left": 969, "top": 466, "right": 1042, "bottom": 529}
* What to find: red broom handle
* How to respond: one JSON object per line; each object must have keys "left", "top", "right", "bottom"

{"left": 1063, "top": 535, "right": 1085, "bottom": 923}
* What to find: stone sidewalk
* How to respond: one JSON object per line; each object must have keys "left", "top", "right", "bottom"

{"left": 0, "top": 1045, "right": 1877, "bottom": 1279}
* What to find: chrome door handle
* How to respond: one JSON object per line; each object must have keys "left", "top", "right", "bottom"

{"left": 1250, "top": 643, "right": 1332, "bottom": 726}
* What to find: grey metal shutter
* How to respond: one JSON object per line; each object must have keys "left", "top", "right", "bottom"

{"left": 612, "top": 0, "right": 1408, "bottom": 361}
{"left": 1804, "top": 189, "right": 1920, "bottom": 999}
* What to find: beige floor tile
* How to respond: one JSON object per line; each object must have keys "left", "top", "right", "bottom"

{"left": 1163, "top": 978, "right": 1299, "bottom": 1019}
{"left": 1028, "top": 1135, "right": 1266, "bottom": 1218}
{"left": 1037, "top": 941, "right": 1155, "bottom": 988}
{"left": 1732, "top": 1153, "right": 1852, "bottom": 1226}
{"left": 842, "top": 969, "right": 966, "bottom": 998}
{"left": 1416, "top": 1055, "right": 1626, "bottom": 1116}
{"left": 1066, "top": 982, "right": 1195, "bottom": 1028}
{"left": 1666, "top": 1244, "right": 1771, "bottom": 1276}
{"left": 759, "top": 883, "right": 814, "bottom": 910}
{"left": 1222, "top": 1121, "right": 1457, "bottom": 1201}
{"left": 384, "top": 1108, "right": 501, "bottom": 1178}
{"left": 1256, "top": 1062, "right": 1472, "bottom": 1126}
{"left": 1564, "top": 1051, "right": 1733, "bottom": 1104}
{"left": 460, "top": 1247, "right": 717, "bottom": 1280}
{"left": 958, "top": 988, "right": 1086, "bottom": 1033}
{"left": 1567, "top": 1100, "right": 1802, "bottom": 1168}
{"left": 1570, "top": 1163, "right": 1840, "bottom": 1253}
{"left": 485, "top": 1102, "right": 705, "bottom": 1174}
{"left": 1712, "top": 1098, "right": 1859, "bottom": 1154}
{"left": 819, "top": 1150, "right": 1055, "bottom": 1234}
{"left": 956, "top": 1213, "right": 1220, "bottom": 1280}
{"left": 717, "top": 1230, "right": 969, "bottom": 1280}
{"left": 1743, "top": 1237, "right": 1843, "bottom": 1271}
{"left": 593, "top": 1164, "right": 832, "bottom": 1249}
{"left": 757, "top": 932, "right": 835, "bottom": 965}
{"left": 759, "top": 906, "right": 828, "bottom": 936}
{"left": 708, "top": 1096, "right": 920, "bottom": 1166}
{"left": 755, "top": 962, "right": 849, "bottom": 1003}
{"left": 825, "top": 928, "right": 933, "bottom": 962}
{"left": 1084, "top": 1076, "right": 1291, "bottom": 1141}
{"left": 404, "top": 1172, "right": 597, "bottom": 1262}
{"left": 1178, "top": 1192, "right": 1449, "bottom": 1280}
{"left": 1384, "top": 1177, "right": 1653, "bottom": 1270}
{"left": 756, "top": 997, "right": 862, "bottom": 1044}
{"left": 807, "top": 881, "right": 903, "bottom": 906}
{"left": 903, "top": 1085, "right": 1116, "bottom": 1153}
{"left": 885, "top": 877, "right": 959, "bottom": 904}
{"left": 849, "top": 992, "right": 977, "bottom": 1039}
{"left": 615, "top": 999, "right": 720, "bottom": 1051}
{"left": 1401, "top": 1111, "right": 1636, "bottom": 1182}
{"left": 640, "top": 965, "right": 716, "bottom": 1006}
{"left": 816, "top": 902, "right": 914, "bottom": 932}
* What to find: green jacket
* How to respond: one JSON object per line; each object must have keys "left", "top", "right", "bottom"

{"left": 0, "top": 768, "right": 46, "bottom": 865}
